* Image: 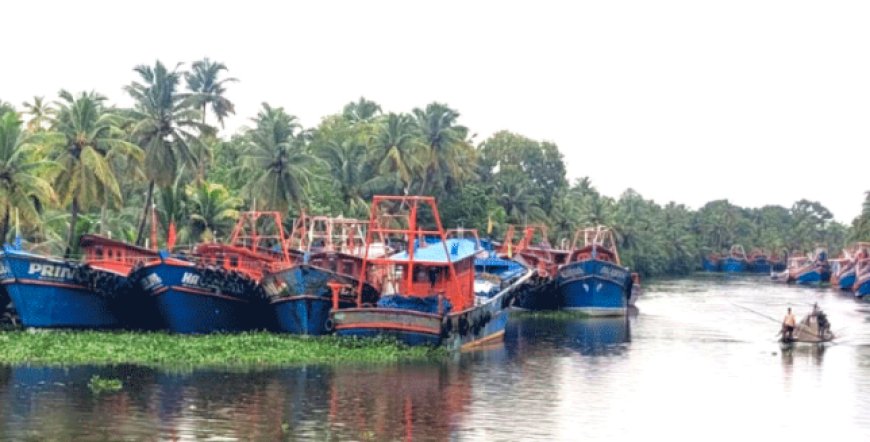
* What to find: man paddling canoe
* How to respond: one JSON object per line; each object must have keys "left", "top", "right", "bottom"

{"left": 782, "top": 307, "right": 797, "bottom": 340}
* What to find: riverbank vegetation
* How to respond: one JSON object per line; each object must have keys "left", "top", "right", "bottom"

{"left": 1, "top": 58, "right": 867, "bottom": 277}
{"left": 0, "top": 331, "right": 445, "bottom": 366}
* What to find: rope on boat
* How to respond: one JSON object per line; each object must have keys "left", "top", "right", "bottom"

{"left": 731, "top": 302, "right": 780, "bottom": 323}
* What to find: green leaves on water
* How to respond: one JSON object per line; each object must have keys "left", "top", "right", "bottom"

{"left": 0, "top": 331, "right": 446, "bottom": 367}
{"left": 87, "top": 375, "right": 122, "bottom": 394}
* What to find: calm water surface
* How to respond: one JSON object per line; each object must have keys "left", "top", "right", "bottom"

{"left": 2, "top": 275, "right": 870, "bottom": 441}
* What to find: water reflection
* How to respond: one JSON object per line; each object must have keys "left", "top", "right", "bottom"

{"left": 507, "top": 314, "right": 631, "bottom": 356}
{"left": 3, "top": 276, "right": 870, "bottom": 439}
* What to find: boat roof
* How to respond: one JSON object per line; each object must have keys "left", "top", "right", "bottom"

{"left": 387, "top": 238, "right": 478, "bottom": 264}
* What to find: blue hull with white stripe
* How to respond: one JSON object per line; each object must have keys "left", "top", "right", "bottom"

{"left": 1, "top": 250, "right": 120, "bottom": 329}
{"left": 136, "top": 260, "right": 263, "bottom": 334}
{"left": 556, "top": 259, "right": 631, "bottom": 316}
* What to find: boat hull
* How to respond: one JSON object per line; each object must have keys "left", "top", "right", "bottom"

{"left": 855, "top": 278, "right": 870, "bottom": 298}
{"left": 721, "top": 257, "right": 747, "bottom": 273}
{"left": 556, "top": 259, "right": 631, "bottom": 316}
{"left": 837, "top": 271, "right": 856, "bottom": 291}
{"left": 701, "top": 258, "right": 720, "bottom": 272}
{"left": 332, "top": 271, "right": 530, "bottom": 349}
{"left": 262, "top": 264, "right": 378, "bottom": 335}
{"left": 1, "top": 252, "right": 120, "bottom": 329}
{"left": 136, "top": 260, "right": 261, "bottom": 334}
{"left": 511, "top": 278, "right": 558, "bottom": 310}
{"left": 749, "top": 259, "right": 771, "bottom": 273}
{"left": 795, "top": 268, "right": 831, "bottom": 285}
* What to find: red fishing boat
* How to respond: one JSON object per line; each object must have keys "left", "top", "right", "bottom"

{"left": 496, "top": 225, "right": 565, "bottom": 310}
{"left": 261, "top": 216, "right": 384, "bottom": 335}
{"left": 330, "top": 196, "right": 533, "bottom": 349}
{"left": 133, "top": 211, "right": 296, "bottom": 333}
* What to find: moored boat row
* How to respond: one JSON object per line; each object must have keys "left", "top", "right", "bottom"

{"left": 0, "top": 196, "right": 557, "bottom": 350}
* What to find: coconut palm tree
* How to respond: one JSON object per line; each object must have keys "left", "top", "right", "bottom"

{"left": 0, "top": 112, "right": 56, "bottom": 243}
{"left": 368, "top": 113, "right": 422, "bottom": 195}
{"left": 21, "top": 96, "right": 52, "bottom": 133}
{"left": 317, "top": 139, "right": 371, "bottom": 217}
{"left": 185, "top": 180, "right": 240, "bottom": 242}
{"left": 0, "top": 101, "right": 14, "bottom": 117}
{"left": 413, "top": 102, "right": 473, "bottom": 195}
{"left": 237, "top": 103, "right": 319, "bottom": 213}
{"left": 342, "top": 97, "right": 382, "bottom": 123}
{"left": 125, "top": 60, "right": 208, "bottom": 245}
{"left": 185, "top": 58, "right": 237, "bottom": 127}
{"left": 49, "top": 90, "right": 142, "bottom": 256}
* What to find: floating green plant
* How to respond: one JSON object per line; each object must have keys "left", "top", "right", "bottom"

{"left": 87, "top": 375, "right": 123, "bottom": 394}
{"left": 0, "top": 331, "right": 446, "bottom": 367}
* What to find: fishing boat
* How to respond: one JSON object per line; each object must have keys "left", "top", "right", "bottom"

{"left": 832, "top": 243, "right": 869, "bottom": 292}
{"left": 133, "top": 211, "right": 293, "bottom": 333}
{"left": 330, "top": 196, "right": 533, "bottom": 349}
{"left": 1, "top": 235, "right": 158, "bottom": 329}
{"left": 747, "top": 249, "right": 772, "bottom": 273}
{"left": 769, "top": 251, "right": 787, "bottom": 272}
{"left": 496, "top": 225, "right": 564, "bottom": 310}
{"left": 721, "top": 245, "right": 748, "bottom": 273}
{"left": 701, "top": 253, "right": 721, "bottom": 272}
{"left": 261, "top": 216, "right": 383, "bottom": 335}
{"left": 780, "top": 306, "right": 834, "bottom": 345}
{"left": 854, "top": 258, "right": 870, "bottom": 299}
{"left": 556, "top": 226, "right": 633, "bottom": 316}
{"left": 771, "top": 249, "right": 831, "bottom": 285}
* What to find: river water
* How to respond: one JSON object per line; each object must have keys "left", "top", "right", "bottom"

{"left": 2, "top": 275, "right": 869, "bottom": 441}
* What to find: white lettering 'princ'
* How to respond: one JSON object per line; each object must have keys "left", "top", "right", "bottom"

{"left": 27, "top": 263, "right": 73, "bottom": 280}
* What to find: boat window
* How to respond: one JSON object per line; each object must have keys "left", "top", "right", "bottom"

{"left": 344, "top": 262, "right": 354, "bottom": 275}
{"left": 216, "top": 256, "right": 225, "bottom": 267}
{"left": 95, "top": 247, "right": 103, "bottom": 259}
{"left": 229, "top": 256, "right": 239, "bottom": 267}
{"left": 108, "top": 249, "right": 114, "bottom": 259}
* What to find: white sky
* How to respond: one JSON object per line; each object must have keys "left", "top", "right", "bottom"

{"left": 3, "top": 1, "right": 868, "bottom": 222}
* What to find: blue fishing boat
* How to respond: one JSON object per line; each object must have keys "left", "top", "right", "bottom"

{"left": 556, "top": 226, "right": 633, "bottom": 316}
{"left": 701, "top": 253, "right": 721, "bottom": 272}
{"left": 747, "top": 249, "right": 772, "bottom": 273}
{"left": 262, "top": 216, "right": 385, "bottom": 335}
{"left": 1, "top": 236, "right": 158, "bottom": 329}
{"left": 331, "top": 196, "right": 533, "bottom": 349}
{"left": 833, "top": 243, "right": 869, "bottom": 291}
{"left": 721, "top": 245, "right": 748, "bottom": 273}
{"left": 771, "top": 250, "right": 831, "bottom": 285}
{"left": 135, "top": 211, "right": 291, "bottom": 333}
{"left": 854, "top": 259, "right": 870, "bottom": 299}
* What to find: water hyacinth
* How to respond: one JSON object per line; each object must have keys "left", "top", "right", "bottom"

{"left": 0, "top": 331, "right": 446, "bottom": 367}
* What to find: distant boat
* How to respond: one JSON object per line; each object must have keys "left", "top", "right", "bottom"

{"left": 854, "top": 258, "right": 870, "bottom": 299}
{"left": 331, "top": 196, "right": 533, "bottom": 349}
{"left": 1, "top": 235, "right": 158, "bottom": 329}
{"left": 556, "top": 226, "right": 633, "bottom": 316}
{"left": 771, "top": 249, "right": 831, "bottom": 285}
{"left": 701, "top": 253, "right": 721, "bottom": 272}
{"left": 832, "top": 243, "right": 869, "bottom": 292}
{"left": 721, "top": 245, "right": 748, "bottom": 273}
{"left": 746, "top": 249, "right": 772, "bottom": 273}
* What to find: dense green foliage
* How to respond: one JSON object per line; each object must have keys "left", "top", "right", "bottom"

{"left": 0, "top": 331, "right": 445, "bottom": 366}
{"left": 1, "top": 59, "right": 865, "bottom": 276}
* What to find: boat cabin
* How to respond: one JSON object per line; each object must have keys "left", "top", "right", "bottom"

{"left": 356, "top": 196, "right": 477, "bottom": 312}
{"left": 192, "top": 211, "right": 295, "bottom": 282}
{"left": 79, "top": 234, "right": 160, "bottom": 275}
{"left": 568, "top": 226, "right": 621, "bottom": 264}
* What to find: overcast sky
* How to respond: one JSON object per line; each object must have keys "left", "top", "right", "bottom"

{"left": 3, "top": 1, "right": 868, "bottom": 222}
